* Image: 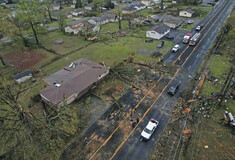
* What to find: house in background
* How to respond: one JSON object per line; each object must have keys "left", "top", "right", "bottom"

{"left": 13, "top": 70, "right": 32, "bottom": 83}
{"left": 179, "top": 9, "right": 195, "bottom": 18}
{"left": 51, "top": 10, "right": 72, "bottom": 20}
{"left": 146, "top": 24, "right": 170, "bottom": 39}
{"left": 51, "top": 4, "right": 61, "bottom": 11}
{"left": 71, "top": 8, "right": 87, "bottom": 16}
{"left": 141, "top": 0, "right": 153, "bottom": 6}
{"left": 40, "top": 58, "right": 109, "bottom": 107}
{"left": 85, "top": 3, "right": 95, "bottom": 11}
{"left": 164, "top": 19, "right": 182, "bottom": 29}
{"left": 133, "top": 3, "right": 146, "bottom": 10}
{"left": 88, "top": 14, "right": 117, "bottom": 25}
{"left": 122, "top": 7, "right": 137, "bottom": 14}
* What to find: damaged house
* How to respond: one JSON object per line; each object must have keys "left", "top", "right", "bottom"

{"left": 40, "top": 58, "right": 109, "bottom": 107}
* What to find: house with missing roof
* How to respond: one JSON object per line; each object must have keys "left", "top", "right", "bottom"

{"left": 40, "top": 59, "right": 109, "bottom": 107}
{"left": 179, "top": 9, "right": 195, "bottom": 18}
{"left": 164, "top": 19, "right": 182, "bottom": 29}
{"left": 65, "top": 22, "right": 85, "bottom": 34}
{"left": 146, "top": 24, "right": 170, "bottom": 39}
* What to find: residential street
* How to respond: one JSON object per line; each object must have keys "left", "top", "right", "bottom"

{"left": 112, "top": 0, "right": 234, "bottom": 159}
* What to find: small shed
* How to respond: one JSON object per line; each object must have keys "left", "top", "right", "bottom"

{"left": 13, "top": 70, "right": 32, "bottom": 83}
{"left": 179, "top": 9, "right": 195, "bottom": 18}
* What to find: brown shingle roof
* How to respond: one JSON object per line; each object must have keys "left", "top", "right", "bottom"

{"left": 40, "top": 58, "right": 109, "bottom": 106}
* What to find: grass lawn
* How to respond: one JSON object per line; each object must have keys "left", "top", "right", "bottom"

{"left": 42, "top": 36, "right": 158, "bottom": 74}
{"left": 39, "top": 31, "right": 90, "bottom": 55}
{"left": 200, "top": 81, "right": 221, "bottom": 97}
{"left": 179, "top": 23, "right": 196, "bottom": 31}
{"left": 209, "top": 55, "right": 231, "bottom": 78}
{"left": 136, "top": 8, "right": 155, "bottom": 17}
{"left": 101, "top": 20, "right": 129, "bottom": 33}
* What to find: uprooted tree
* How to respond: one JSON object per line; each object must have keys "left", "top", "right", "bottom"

{"left": 0, "top": 75, "right": 77, "bottom": 159}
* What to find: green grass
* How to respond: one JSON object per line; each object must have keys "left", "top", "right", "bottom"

{"left": 200, "top": 81, "right": 221, "bottom": 97}
{"left": 42, "top": 35, "right": 159, "bottom": 74}
{"left": 136, "top": 8, "right": 154, "bottom": 17}
{"left": 209, "top": 55, "right": 231, "bottom": 78}
{"left": 39, "top": 31, "right": 90, "bottom": 55}
{"left": 101, "top": 20, "right": 129, "bottom": 33}
{"left": 179, "top": 23, "right": 196, "bottom": 31}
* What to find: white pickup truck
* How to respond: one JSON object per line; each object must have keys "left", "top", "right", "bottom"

{"left": 140, "top": 118, "right": 159, "bottom": 141}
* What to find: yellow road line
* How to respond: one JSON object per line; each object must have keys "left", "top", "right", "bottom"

{"left": 109, "top": 1, "right": 231, "bottom": 159}
{"left": 88, "top": 75, "right": 163, "bottom": 160}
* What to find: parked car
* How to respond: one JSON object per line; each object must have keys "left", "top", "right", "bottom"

{"left": 188, "top": 20, "right": 194, "bottom": 24}
{"left": 172, "top": 44, "right": 180, "bottom": 52}
{"left": 143, "top": 20, "right": 151, "bottom": 25}
{"left": 166, "top": 34, "right": 174, "bottom": 39}
{"left": 145, "top": 39, "right": 153, "bottom": 43}
{"left": 157, "top": 41, "right": 164, "bottom": 48}
{"left": 196, "top": 24, "right": 204, "bottom": 31}
{"left": 168, "top": 81, "right": 181, "bottom": 96}
{"left": 140, "top": 118, "right": 159, "bottom": 141}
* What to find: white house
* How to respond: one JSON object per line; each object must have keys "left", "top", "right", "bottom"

{"left": 179, "top": 9, "right": 195, "bottom": 18}
{"left": 146, "top": 24, "right": 170, "bottom": 40}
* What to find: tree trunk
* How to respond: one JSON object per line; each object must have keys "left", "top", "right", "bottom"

{"left": 0, "top": 55, "right": 6, "bottom": 66}
{"left": 47, "top": 7, "right": 53, "bottom": 22}
{"left": 118, "top": 11, "right": 122, "bottom": 30}
{"left": 161, "top": 0, "right": 163, "bottom": 10}
{"left": 30, "top": 22, "right": 39, "bottom": 45}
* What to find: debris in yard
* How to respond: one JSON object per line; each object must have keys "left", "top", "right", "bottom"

{"left": 117, "top": 31, "right": 126, "bottom": 37}
{"left": 54, "top": 39, "right": 64, "bottom": 45}
{"left": 222, "top": 111, "right": 235, "bottom": 127}
{"left": 204, "top": 145, "right": 209, "bottom": 149}
{"left": 13, "top": 69, "right": 33, "bottom": 83}
{"left": 182, "top": 108, "right": 191, "bottom": 114}
{"left": 183, "top": 129, "right": 191, "bottom": 134}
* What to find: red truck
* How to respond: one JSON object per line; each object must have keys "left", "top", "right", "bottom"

{"left": 182, "top": 33, "right": 192, "bottom": 44}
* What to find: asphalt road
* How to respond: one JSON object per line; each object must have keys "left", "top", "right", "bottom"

{"left": 112, "top": 0, "right": 234, "bottom": 159}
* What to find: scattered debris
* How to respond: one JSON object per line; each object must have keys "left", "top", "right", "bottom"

{"left": 54, "top": 39, "right": 64, "bottom": 45}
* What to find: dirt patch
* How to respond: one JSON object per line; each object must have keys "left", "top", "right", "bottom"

{"left": 2, "top": 49, "right": 45, "bottom": 71}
